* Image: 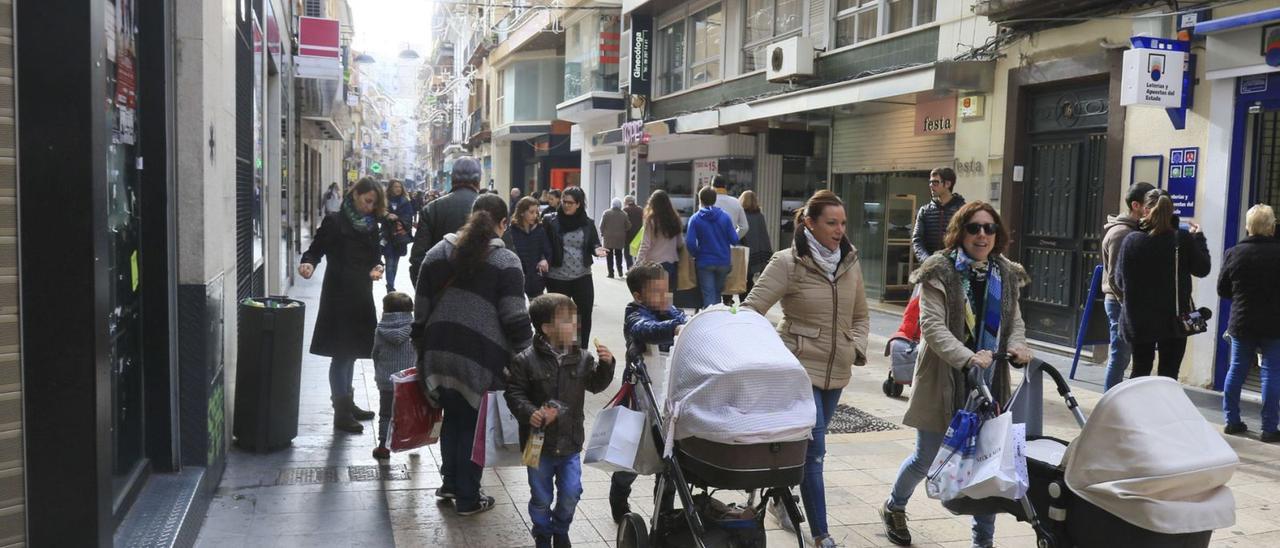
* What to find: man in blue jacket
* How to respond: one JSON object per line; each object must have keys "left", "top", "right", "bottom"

{"left": 686, "top": 185, "right": 740, "bottom": 308}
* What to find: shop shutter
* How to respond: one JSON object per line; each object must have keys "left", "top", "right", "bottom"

{"left": 0, "top": 0, "right": 23, "bottom": 543}
{"left": 236, "top": 10, "right": 254, "bottom": 301}
{"left": 831, "top": 108, "right": 954, "bottom": 174}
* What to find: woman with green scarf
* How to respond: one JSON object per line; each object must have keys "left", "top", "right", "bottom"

{"left": 299, "top": 177, "right": 387, "bottom": 433}
{"left": 880, "top": 201, "right": 1033, "bottom": 548}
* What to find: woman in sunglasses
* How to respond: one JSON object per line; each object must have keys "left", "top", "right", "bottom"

{"left": 880, "top": 201, "right": 1033, "bottom": 548}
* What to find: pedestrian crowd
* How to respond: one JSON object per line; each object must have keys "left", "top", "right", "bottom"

{"left": 292, "top": 157, "right": 1274, "bottom": 548}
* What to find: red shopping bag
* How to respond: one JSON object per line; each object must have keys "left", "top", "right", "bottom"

{"left": 388, "top": 368, "right": 442, "bottom": 452}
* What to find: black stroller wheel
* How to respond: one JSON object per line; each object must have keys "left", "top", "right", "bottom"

{"left": 892, "top": 382, "right": 904, "bottom": 397}
{"left": 1035, "top": 530, "right": 1057, "bottom": 548}
{"left": 882, "top": 376, "right": 894, "bottom": 396}
{"left": 618, "top": 512, "right": 648, "bottom": 548}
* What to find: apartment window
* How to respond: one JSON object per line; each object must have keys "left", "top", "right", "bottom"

{"left": 495, "top": 69, "right": 506, "bottom": 125}
{"left": 656, "top": 3, "right": 722, "bottom": 96}
{"left": 834, "top": 0, "right": 934, "bottom": 48}
{"left": 743, "top": 0, "right": 802, "bottom": 72}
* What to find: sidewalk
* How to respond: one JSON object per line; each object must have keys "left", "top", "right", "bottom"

{"left": 194, "top": 258, "right": 1280, "bottom": 548}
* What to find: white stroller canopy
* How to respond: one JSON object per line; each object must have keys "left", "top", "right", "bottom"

{"left": 1063, "top": 376, "right": 1238, "bottom": 534}
{"left": 665, "top": 307, "right": 816, "bottom": 447}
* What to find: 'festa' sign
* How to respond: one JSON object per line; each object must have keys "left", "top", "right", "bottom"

{"left": 1121, "top": 37, "right": 1188, "bottom": 108}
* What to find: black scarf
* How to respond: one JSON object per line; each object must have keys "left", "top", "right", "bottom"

{"left": 555, "top": 207, "right": 589, "bottom": 234}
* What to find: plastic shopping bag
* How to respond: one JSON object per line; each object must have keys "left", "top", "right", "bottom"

{"left": 629, "top": 226, "right": 644, "bottom": 257}
{"left": 493, "top": 390, "right": 521, "bottom": 448}
{"left": 387, "top": 368, "right": 443, "bottom": 452}
{"left": 960, "top": 412, "right": 1029, "bottom": 501}
{"left": 926, "top": 409, "right": 982, "bottom": 501}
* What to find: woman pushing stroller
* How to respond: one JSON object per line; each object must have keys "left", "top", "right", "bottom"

{"left": 880, "top": 202, "right": 1033, "bottom": 548}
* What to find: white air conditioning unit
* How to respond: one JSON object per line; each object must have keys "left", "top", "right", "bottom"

{"left": 766, "top": 36, "right": 815, "bottom": 82}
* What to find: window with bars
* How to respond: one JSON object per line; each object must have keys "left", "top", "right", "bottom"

{"left": 742, "top": 0, "right": 803, "bottom": 72}
{"left": 656, "top": 3, "right": 722, "bottom": 96}
{"left": 305, "top": 0, "right": 323, "bottom": 18}
{"left": 834, "top": 0, "right": 935, "bottom": 48}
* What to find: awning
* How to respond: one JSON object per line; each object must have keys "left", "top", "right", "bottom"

{"left": 1196, "top": 7, "right": 1280, "bottom": 34}
{"left": 718, "top": 64, "right": 935, "bottom": 126}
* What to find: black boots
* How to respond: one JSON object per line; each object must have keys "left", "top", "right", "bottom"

{"left": 332, "top": 395, "right": 364, "bottom": 433}
{"left": 350, "top": 401, "right": 375, "bottom": 421}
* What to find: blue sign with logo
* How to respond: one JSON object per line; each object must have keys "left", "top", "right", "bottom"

{"left": 1165, "top": 146, "right": 1199, "bottom": 218}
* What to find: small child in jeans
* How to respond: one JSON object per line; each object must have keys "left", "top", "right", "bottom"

{"left": 609, "top": 263, "right": 687, "bottom": 521}
{"left": 371, "top": 291, "right": 415, "bottom": 460}
{"left": 505, "top": 293, "right": 616, "bottom": 548}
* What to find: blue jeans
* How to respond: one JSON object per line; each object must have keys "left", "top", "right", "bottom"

{"left": 696, "top": 264, "right": 730, "bottom": 308}
{"left": 1104, "top": 297, "right": 1132, "bottom": 391}
{"left": 1224, "top": 337, "right": 1280, "bottom": 433}
{"left": 527, "top": 452, "right": 584, "bottom": 537}
{"left": 384, "top": 248, "right": 403, "bottom": 290}
{"left": 800, "top": 387, "right": 842, "bottom": 539}
{"left": 328, "top": 356, "right": 356, "bottom": 398}
{"left": 889, "top": 429, "right": 996, "bottom": 546}
{"left": 439, "top": 388, "right": 483, "bottom": 509}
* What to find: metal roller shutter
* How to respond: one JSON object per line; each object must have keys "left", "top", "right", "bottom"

{"left": 0, "top": 0, "right": 23, "bottom": 543}
{"left": 831, "top": 108, "right": 953, "bottom": 174}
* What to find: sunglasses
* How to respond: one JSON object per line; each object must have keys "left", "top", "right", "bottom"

{"left": 964, "top": 222, "right": 999, "bottom": 236}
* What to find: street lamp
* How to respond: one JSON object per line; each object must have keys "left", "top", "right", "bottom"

{"left": 398, "top": 43, "right": 420, "bottom": 60}
{"left": 353, "top": 52, "right": 375, "bottom": 64}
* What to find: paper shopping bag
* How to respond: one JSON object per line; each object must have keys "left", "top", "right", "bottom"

{"left": 722, "top": 246, "right": 749, "bottom": 295}
{"left": 926, "top": 409, "right": 981, "bottom": 501}
{"left": 960, "top": 412, "right": 1029, "bottom": 501}
{"left": 387, "top": 368, "right": 443, "bottom": 452}
{"left": 470, "top": 392, "right": 491, "bottom": 467}
{"left": 584, "top": 405, "right": 646, "bottom": 473}
{"left": 629, "top": 380, "right": 665, "bottom": 475}
{"left": 493, "top": 390, "right": 521, "bottom": 448}
{"left": 471, "top": 391, "right": 522, "bottom": 468}
{"left": 677, "top": 246, "right": 698, "bottom": 290}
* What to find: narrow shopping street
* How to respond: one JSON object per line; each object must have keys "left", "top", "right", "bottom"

{"left": 192, "top": 253, "right": 1280, "bottom": 548}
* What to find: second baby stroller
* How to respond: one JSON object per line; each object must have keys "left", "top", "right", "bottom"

{"left": 617, "top": 307, "right": 814, "bottom": 548}
{"left": 940, "top": 358, "right": 1238, "bottom": 548}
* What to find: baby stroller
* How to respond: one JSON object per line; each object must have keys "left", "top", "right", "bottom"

{"left": 882, "top": 294, "right": 921, "bottom": 398}
{"left": 617, "top": 307, "right": 813, "bottom": 548}
{"left": 941, "top": 357, "right": 1238, "bottom": 548}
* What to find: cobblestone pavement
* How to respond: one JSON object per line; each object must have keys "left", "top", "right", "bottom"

{"left": 195, "top": 257, "right": 1280, "bottom": 547}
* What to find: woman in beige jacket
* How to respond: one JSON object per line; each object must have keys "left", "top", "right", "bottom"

{"left": 743, "top": 190, "right": 869, "bottom": 548}
{"left": 880, "top": 201, "right": 1033, "bottom": 548}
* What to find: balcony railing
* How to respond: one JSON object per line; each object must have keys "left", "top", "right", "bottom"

{"left": 975, "top": 0, "right": 1151, "bottom": 26}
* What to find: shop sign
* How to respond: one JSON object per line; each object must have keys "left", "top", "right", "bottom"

{"left": 1121, "top": 37, "right": 1188, "bottom": 108}
{"left": 1241, "top": 74, "right": 1269, "bottom": 95}
{"left": 296, "top": 17, "right": 342, "bottom": 81}
{"left": 622, "top": 120, "right": 648, "bottom": 145}
{"left": 914, "top": 94, "right": 956, "bottom": 136}
{"left": 954, "top": 159, "right": 984, "bottom": 176}
{"left": 1166, "top": 146, "right": 1198, "bottom": 217}
{"left": 630, "top": 14, "right": 653, "bottom": 97}
{"left": 694, "top": 159, "right": 718, "bottom": 187}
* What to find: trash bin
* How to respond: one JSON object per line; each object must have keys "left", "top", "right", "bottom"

{"left": 233, "top": 297, "right": 306, "bottom": 452}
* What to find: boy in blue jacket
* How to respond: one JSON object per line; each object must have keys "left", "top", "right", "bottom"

{"left": 686, "top": 185, "right": 740, "bottom": 308}
{"left": 609, "top": 263, "right": 688, "bottom": 522}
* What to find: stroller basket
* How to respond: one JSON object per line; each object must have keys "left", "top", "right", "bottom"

{"left": 677, "top": 437, "right": 807, "bottom": 490}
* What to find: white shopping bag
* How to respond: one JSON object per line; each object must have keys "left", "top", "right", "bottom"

{"left": 960, "top": 412, "right": 1029, "bottom": 501}
{"left": 584, "top": 406, "right": 646, "bottom": 473}
{"left": 472, "top": 392, "right": 523, "bottom": 468}
{"left": 493, "top": 390, "right": 521, "bottom": 448}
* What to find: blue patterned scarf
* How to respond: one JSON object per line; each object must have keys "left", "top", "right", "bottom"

{"left": 953, "top": 249, "right": 1002, "bottom": 353}
{"left": 342, "top": 195, "right": 378, "bottom": 233}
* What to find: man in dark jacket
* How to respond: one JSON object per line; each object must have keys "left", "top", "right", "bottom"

{"left": 1101, "top": 182, "right": 1155, "bottom": 390}
{"left": 1218, "top": 204, "right": 1280, "bottom": 441}
{"left": 409, "top": 157, "right": 482, "bottom": 283}
{"left": 911, "top": 167, "right": 965, "bottom": 264}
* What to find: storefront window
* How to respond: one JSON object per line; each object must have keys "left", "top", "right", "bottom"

{"left": 780, "top": 129, "right": 828, "bottom": 249}
{"left": 650, "top": 156, "right": 753, "bottom": 220}
{"left": 564, "top": 15, "right": 621, "bottom": 101}
{"left": 835, "top": 170, "right": 929, "bottom": 301}
{"left": 501, "top": 57, "right": 564, "bottom": 124}
{"left": 106, "top": 0, "right": 146, "bottom": 498}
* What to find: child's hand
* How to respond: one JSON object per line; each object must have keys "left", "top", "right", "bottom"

{"left": 595, "top": 342, "right": 613, "bottom": 364}
{"left": 674, "top": 324, "right": 683, "bottom": 336}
